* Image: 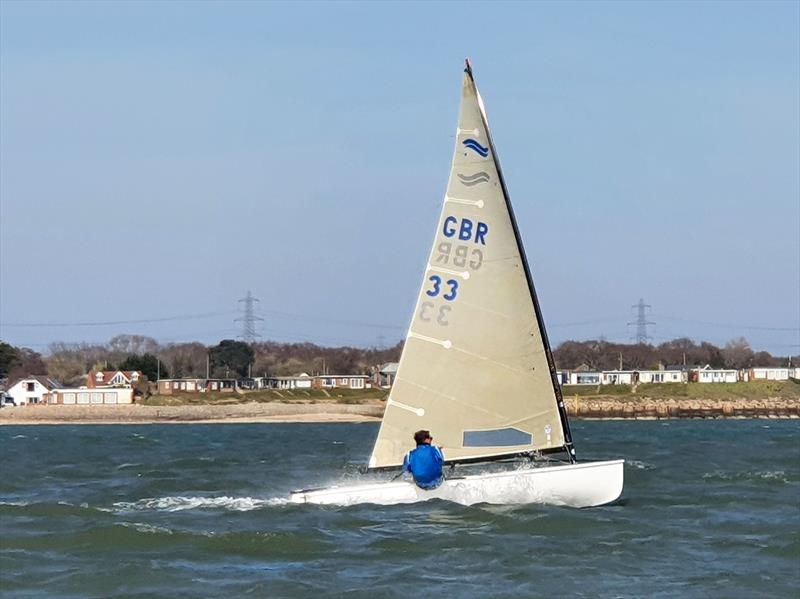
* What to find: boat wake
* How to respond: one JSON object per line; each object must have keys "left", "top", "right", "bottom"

{"left": 113, "top": 495, "right": 291, "bottom": 512}
{"left": 702, "top": 470, "right": 790, "bottom": 484}
{"left": 626, "top": 460, "right": 656, "bottom": 470}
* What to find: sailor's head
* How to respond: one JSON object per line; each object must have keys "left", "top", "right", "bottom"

{"left": 414, "top": 430, "right": 432, "bottom": 446}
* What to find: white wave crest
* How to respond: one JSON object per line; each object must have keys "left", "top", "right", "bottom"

{"left": 115, "top": 462, "right": 143, "bottom": 471}
{"left": 113, "top": 495, "right": 290, "bottom": 512}
{"left": 627, "top": 460, "right": 655, "bottom": 471}
{"left": 702, "top": 470, "right": 788, "bottom": 483}
{"left": 117, "top": 521, "right": 176, "bottom": 535}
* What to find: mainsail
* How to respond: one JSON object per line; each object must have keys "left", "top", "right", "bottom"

{"left": 368, "top": 62, "right": 574, "bottom": 469}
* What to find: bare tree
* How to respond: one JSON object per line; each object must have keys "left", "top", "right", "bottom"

{"left": 160, "top": 343, "right": 208, "bottom": 378}
{"left": 722, "top": 337, "right": 754, "bottom": 369}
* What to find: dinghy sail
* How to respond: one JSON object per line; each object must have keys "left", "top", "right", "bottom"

{"left": 368, "top": 60, "right": 575, "bottom": 469}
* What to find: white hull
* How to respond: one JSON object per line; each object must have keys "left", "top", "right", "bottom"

{"left": 290, "top": 459, "right": 624, "bottom": 508}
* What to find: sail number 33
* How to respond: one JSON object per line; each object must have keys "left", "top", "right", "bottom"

{"left": 420, "top": 276, "right": 459, "bottom": 326}
{"left": 426, "top": 275, "right": 459, "bottom": 301}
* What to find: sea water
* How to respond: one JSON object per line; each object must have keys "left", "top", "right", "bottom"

{"left": 1, "top": 420, "right": 798, "bottom": 598}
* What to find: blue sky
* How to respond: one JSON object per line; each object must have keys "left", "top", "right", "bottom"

{"left": 1, "top": 0, "right": 798, "bottom": 354}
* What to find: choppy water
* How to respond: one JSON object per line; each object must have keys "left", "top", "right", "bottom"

{"left": 1, "top": 420, "right": 798, "bottom": 598}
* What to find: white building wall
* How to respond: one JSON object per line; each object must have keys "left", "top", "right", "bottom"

{"left": 697, "top": 370, "right": 738, "bottom": 383}
{"left": 55, "top": 388, "right": 133, "bottom": 404}
{"left": 600, "top": 371, "right": 635, "bottom": 385}
{"left": 315, "top": 376, "right": 369, "bottom": 388}
{"left": 568, "top": 372, "right": 601, "bottom": 385}
{"left": 7, "top": 379, "right": 52, "bottom": 406}
{"left": 751, "top": 368, "right": 790, "bottom": 381}
{"left": 271, "top": 377, "right": 312, "bottom": 390}
{"left": 638, "top": 370, "right": 684, "bottom": 383}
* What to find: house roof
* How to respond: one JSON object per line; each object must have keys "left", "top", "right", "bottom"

{"left": 8, "top": 375, "right": 62, "bottom": 390}
{"left": 379, "top": 362, "right": 399, "bottom": 374}
{"left": 91, "top": 370, "right": 141, "bottom": 385}
{"left": 693, "top": 365, "right": 737, "bottom": 373}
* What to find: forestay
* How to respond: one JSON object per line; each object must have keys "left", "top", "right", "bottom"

{"left": 369, "top": 63, "right": 573, "bottom": 469}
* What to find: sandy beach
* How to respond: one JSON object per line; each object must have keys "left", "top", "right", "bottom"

{"left": 0, "top": 401, "right": 385, "bottom": 425}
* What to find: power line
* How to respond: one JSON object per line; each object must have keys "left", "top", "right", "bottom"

{"left": 549, "top": 317, "right": 623, "bottom": 328}
{"left": 257, "top": 308, "right": 405, "bottom": 331}
{"left": 0, "top": 310, "right": 239, "bottom": 328}
{"left": 653, "top": 314, "right": 800, "bottom": 332}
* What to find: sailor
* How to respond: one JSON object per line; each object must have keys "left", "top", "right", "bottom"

{"left": 402, "top": 430, "right": 445, "bottom": 490}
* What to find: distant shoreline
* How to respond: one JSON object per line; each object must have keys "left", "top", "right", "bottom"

{"left": 0, "top": 397, "right": 797, "bottom": 425}
{"left": 0, "top": 401, "right": 385, "bottom": 425}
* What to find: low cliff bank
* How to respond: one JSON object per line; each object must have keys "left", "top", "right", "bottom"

{"left": 564, "top": 397, "right": 799, "bottom": 419}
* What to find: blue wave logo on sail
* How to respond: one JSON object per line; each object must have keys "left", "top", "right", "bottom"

{"left": 457, "top": 171, "right": 490, "bottom": 186}
{"left": 462, "top": 138, "right": 489, "bottom": 157}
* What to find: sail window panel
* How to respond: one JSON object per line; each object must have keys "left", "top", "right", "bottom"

{"left": 463, "top": 428, "right": 533, "bottom": 447}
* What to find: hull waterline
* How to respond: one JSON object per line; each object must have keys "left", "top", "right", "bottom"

{"left": 290, "top": 459, "right": 624, "bottom": 508}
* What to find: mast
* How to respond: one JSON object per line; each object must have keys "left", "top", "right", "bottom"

{"left": 463, "top": 59, "right": 576, "bottom": 463}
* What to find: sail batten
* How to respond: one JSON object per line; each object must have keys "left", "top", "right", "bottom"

{"left": 368, "top": 64, "right": 573, "bottom": 469}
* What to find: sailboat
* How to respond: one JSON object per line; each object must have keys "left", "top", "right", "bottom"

{"left": 290, "top": 61, "right": 623, "bottom": 508}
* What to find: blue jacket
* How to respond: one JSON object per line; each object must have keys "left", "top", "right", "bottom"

{"left": 402, "top": 444, "right": 444, "bottom": 489}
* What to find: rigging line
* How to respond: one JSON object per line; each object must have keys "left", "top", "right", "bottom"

{"left": 549, "top": 317, "right": 626, "bottom": 328}
{"left": 257, "top": 309, "right": 405, "bottom": 331}
{"left": 653, "top": 315, "right": 799, "bottom": 332}
{"left": 0, "top": 311, "right": 239, "bottom": 328}
{"left": 252, "top": 329, "right": 388, "bottom": 347}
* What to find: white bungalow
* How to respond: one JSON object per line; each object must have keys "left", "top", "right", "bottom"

{"left": 637, "top": 370, "right": 685, "bottom": 384}
{"left": 6, "top": 376, "right": 61, "bottom": 406}
{"left": 749, "top": 367, "right": 790, "bottom": 381}
{"left": 600, "top": 371, "right": 635, "bottom": 385}
{"left": 693, "top": 366, "right": 738, "bottom": 383}
{"left": 312, "top": 375, "right": 370, "bottom": 390}
{"left": 568, "top": 371, "right": 601, "bottom": 385}
{"left": 266, "top": 374, "right": 313, "bottom": 390}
